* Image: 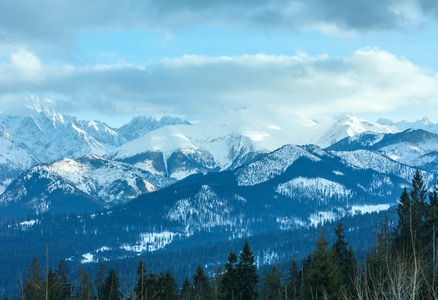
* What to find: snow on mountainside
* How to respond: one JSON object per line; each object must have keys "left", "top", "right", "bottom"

{"left": 110, "top": 111, "right": 404, "bottom": 180}
{"left": 316, "top": 115, "right": 400, "bottom": 148}
{"left": 111, "top": 108, "right": 320, "bottom": 179}
{"left": 378, "top": 116, "right": 438, "bottom": 134}
{"left": 0, "top": 128, "right": 38, "bottom": 194}
{"left": 328, "top": 129, "right": 438, "bottom": 173}
{"left": 0, "top": 155, "right": 176, "bottom": 217}
{"left": 0, "top": 95, "right": 125, "bottom": 163}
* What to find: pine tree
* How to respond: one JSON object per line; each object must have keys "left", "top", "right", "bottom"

{"left": 220, "top": 251, "right": 239, "bottom": 299}
{"left": 395, "top": 171, "right": 429, "bottom": 253}
{"left": 260, "top": 265, "right": 283, "bottom": 300}
{"left": 157, "top": 270, "right": 178, "bottom": 300}
{"left": 23, "top": 257, "right": 45, "bottom": 300}
{"left": 55, "top": 260, "right": 72, "bottom": 299}
{"left": 134, "top": 260, "right": 146, "bottom": 300}
{"left": 237, "top": 240, "right": 258, "bottom": 300}
{"left": 94, "top": 263, "right": 106, "bottom": 300}
{"left": 286, "top": 254, "right": 301, "bottom": 300}
{"left": 411, "top": 170, "right": 428, "bottom": 248}
{"left": 75, "top": 266, "right": 93, "bottom": 300}
{"left": 180, "top": 277, "right": 194, "bottom": 300}
{"left": 395, "top": 188, "right": 411, "bottom": 249}
{"left": 193, "top": 265, "right": 213, "bottom": 300}
{"left": 145, "top": 271, "right": 159, "bottom": 299}
{"left": 102, "top": 268, "right": 121, "bottom": 300}
{"left": 306, "top": 229, "right": 338, "bottom": 300}
{"left": 47, "top": 268, "right": 62, "bottom": 300}
{"left": 332, "top": 221, "right": 357, "bottom": 298}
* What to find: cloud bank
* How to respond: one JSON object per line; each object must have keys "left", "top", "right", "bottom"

{"left": 0, "top": 0, "right": 437, "bottom": 48}
{"left": 1, "top": 48, "right": 437, "bottom": 121}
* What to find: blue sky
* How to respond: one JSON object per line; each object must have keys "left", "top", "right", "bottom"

{"left": 1, "top": 0, "right": 438, "bottom": 127}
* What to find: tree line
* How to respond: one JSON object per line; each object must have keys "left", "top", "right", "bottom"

{"left": 13, "top": 170, "right": 438, "bottom": 299}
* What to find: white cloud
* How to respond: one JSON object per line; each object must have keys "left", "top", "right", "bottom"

{"left": 0, "top": 48, "right": 437, "bottom": 121}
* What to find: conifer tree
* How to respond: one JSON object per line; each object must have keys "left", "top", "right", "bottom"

{"left": 94, "top": 263, "right": 106, "bottom": 300}
{"left": 395, "top": 171, "right": 429, "bottom": 253}
{"left": 102, "top": 268, "right": 121, "bottom": 300}
{"left": 261, "top": 265, "right": 283, "bottom": 300}
{"left": 134, "top": 260, "right": 146, "bottom": 300}
{"left": 193, "top": 265, "right": 213, "bottom": 300}
{"left": 55, "top": 260, "right": 72, "bottom": 299}
{"left": 180, "top": 277, "right": 194, "bottom": 300}
{"left": 75, "top": 266, "right": 93, "bottom": 300}
{"left": 332, "top": 221, "right": 357, "bottom": 298}
{"left": 23, "top": 257, "right": 45, "bottom": 300}
{"left": 220, "top": 251, "right": 239, "bottom": 299}
{"left": 286, "top": 254, "right": 301, "bottom": 300}
{"left": 47, "top": 268, "right": 62, "bottom": 300}
{"left": 237, "top": 240, "right": 258, "bottom": 300}
{"left": 396, "top": 188, "right": 411, "bottom": 249}
{"left": 157, "top": 270, "right": 178, "bottom": 300}
{"left": 145, "top": 271, "right": 159, "bottom": 299}
{"left": 306, "top": 229, "right": 338, "bottom": 300}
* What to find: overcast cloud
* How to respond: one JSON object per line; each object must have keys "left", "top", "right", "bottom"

{"left": 0, "top": 0, "right": 436, "bottom": 48}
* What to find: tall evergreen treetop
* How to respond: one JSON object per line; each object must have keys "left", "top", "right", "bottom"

{"left": 237, "top": 239, "right": 258, "bottom": 300}
{"left": 305, "top": 229, "right": 339, "bottom": 300}
{"left": 102, "top": 268, "right": 121, "bottom": 300}
{"left": 23, "top": 257, "right": 45, "bottom": 300}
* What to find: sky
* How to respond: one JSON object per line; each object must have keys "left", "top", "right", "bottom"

{"left": 0, "top": 0, "right": 438, "bottom": 127}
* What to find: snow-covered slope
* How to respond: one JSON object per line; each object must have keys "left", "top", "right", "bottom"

{"left": 328, "top": 129, "right": 438, "bottom": 173}
{"left": 0, "top": 155, "right": 176, "bottom": 217}
{"left": 110, "top": 108, "right": 319, "bottom": 178}
{"left": 316, "top": 115, "right": 400, "bottom": 148}
{"left": 110, "top": 111, "right": 403, "bottom": 180}
{"left": 0, "top": 126, "right": 38, "bottom": 194}
{"left": 378, "top": 116, "right": 438, "bottom": 134}
{"left": 0, "top": 95, "right": 126, "bottom": 163}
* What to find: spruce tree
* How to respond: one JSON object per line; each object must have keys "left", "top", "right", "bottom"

{"left": 395, "top": 171, "right": 429, "bottom": 253}
{"left": 193, "top": 265, "right": 213, "bottom": 300}
{"left": 75, "top": 266, "right": 93, "bottom": 300}
{"left": 237, "top": 240, "right": 258, "bottom": 300}
{"left": 157, "top": 270, "right": 178, "bottom": 300}
{"left": 306, "top": 229, "right": 338, "bottom": 300}
{"left": 260, "top": 265, "right": 283, "bottom": 300}
{"left": 220, "top": 251, "right": 239, "bottom": 299}
{"left": 55, "top": 260, "right": 72, "bottom": 299}
{"left": 102, "top": 268, "right": 121, "bottom": 300}
{"left": 286, "top": 254, "right": 301, "bottom": 300}
{"left": 23, "top": 257, "right": 45, "bottom": 300}
{"left": 180, "top": 277, "right": 194, "bottom": 300}
{"left": 145, "top": 271, "right": 159, "bottom": 299}
{"left": 396, "top": 188, "right": 411, "bottom": 249}
{"left": 332, "top": 221, "right": 357, "bottom": 298}
{"left": 134, "top": 260, "right": 146, "bottom": 300}
{"left": 47, "top": 268, "right": 62, "bottom": 300}
{"left": 94, "top": 263, "right": 106, "bottom": 300}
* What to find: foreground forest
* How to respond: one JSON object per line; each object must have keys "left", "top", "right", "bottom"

{"left": 11, "top": 171, "right": 438, "bottom": 299}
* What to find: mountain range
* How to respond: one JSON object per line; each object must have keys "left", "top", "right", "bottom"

{"left": 0, "top": 95, "right": 436, "bottom": 219}
{"left": 2, "top": 95, "right": 438, "bottom": 297}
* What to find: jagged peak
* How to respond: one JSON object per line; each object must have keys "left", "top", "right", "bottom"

{"left": 422, "top": 116, "right": 435, "bottom": 125}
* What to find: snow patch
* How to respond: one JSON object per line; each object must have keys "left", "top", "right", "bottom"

{"left": 309, "top": 211, "right": 338, "bottom": 227}
{"left": 350, "top": 204, "right": 391, "bottom": 215}
{"left": 276, "top": 177, "right": 352, "bottom": 202}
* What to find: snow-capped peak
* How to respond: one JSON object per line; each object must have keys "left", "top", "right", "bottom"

{"left": 421, "top": 116, "right": 435, "bottom": 125}
{"left": 316, "top": 115, "right": 399, "bottom": 148}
